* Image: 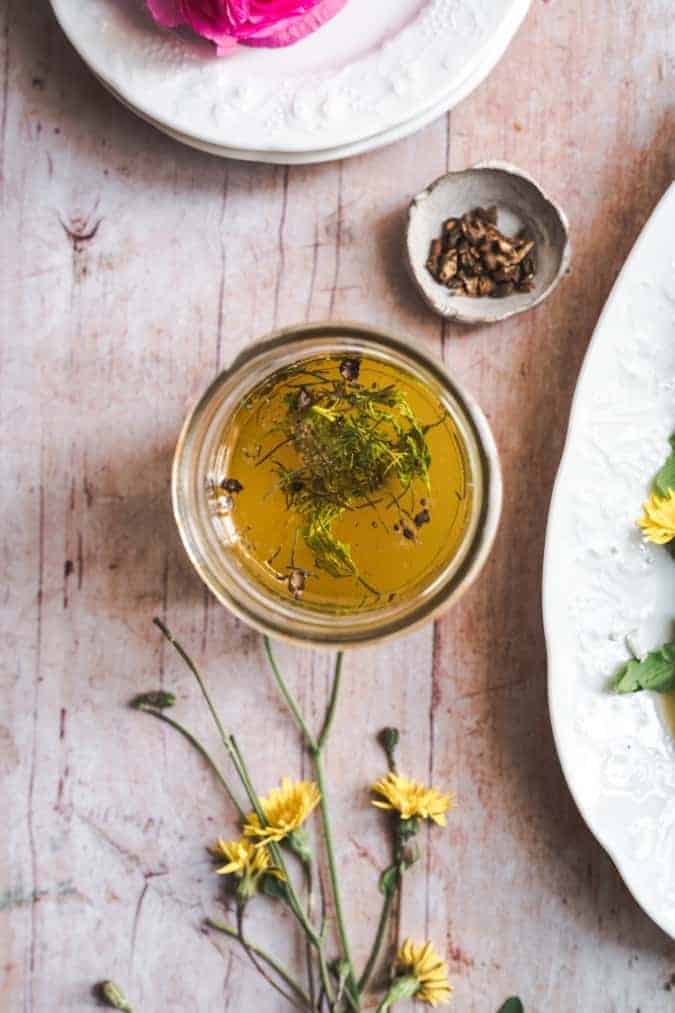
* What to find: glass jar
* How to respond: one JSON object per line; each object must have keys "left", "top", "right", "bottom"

{"left": 173, "top": 322, "right": 502, "bottom": 646}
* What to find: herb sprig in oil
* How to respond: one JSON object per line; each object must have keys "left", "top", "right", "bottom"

{"left": 261, "top": 359, "right": 438, "bottom": 597}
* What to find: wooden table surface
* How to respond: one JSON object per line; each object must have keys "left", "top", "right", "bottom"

{"left": 2, "top": 1, "right": 675, "bottom": 1010}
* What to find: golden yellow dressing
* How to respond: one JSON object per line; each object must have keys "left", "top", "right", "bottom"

{"left": 208, "top": 354, "right": 473, "bottom": 614}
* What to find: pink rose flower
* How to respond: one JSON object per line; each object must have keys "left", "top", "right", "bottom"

{"left": 146, "top": 0, "right": 348, "bottom": 54}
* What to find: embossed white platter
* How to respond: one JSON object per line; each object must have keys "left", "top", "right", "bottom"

{"left": 544, "top": 182, "right": 675, "bottom": 939}
{"left": 50, "top": 0, "right": 531, "bottom": 158}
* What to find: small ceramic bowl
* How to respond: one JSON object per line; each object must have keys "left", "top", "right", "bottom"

{"left": 406, "top": 162, "right": 571, "bottom": 325}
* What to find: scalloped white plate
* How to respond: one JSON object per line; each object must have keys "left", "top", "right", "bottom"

{"left": 91, "top": 21, "right": 520, "bottom": 165}
{"left": 50, "top": 0, "right": 530, "bottom": 156}
{"left": 544, "top": 183, "right": 675, "bottom": 939}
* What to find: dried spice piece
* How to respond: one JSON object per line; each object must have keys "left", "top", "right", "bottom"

{"left": 414, "top": 508, "right": 431, "bottom": 528}
{"left": 287, "top": 568, "right": 307, "bottom": 599}
{"left": 339, "top": 357, "right": 361, "bottom": 382}
{"left": 426, "top": 206, "right": 538, "bottom": 298}
{"left": 221, "top": 478, "right": 244, "bottom": 493}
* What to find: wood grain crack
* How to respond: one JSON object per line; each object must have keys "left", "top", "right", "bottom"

{"left": 328, "top": 162, "right": 344, "bottom": 318}
{"left": 305, "top": 223, "right": 320, "bottom": 321}
{"left": 25, "top": 476, "right": 45, "bottom": 1013}
{"left": 0, "top": 10, "right": 9, "bottom": 188}
{"left": 273, "top": 165, "right": 289, "bottom": 327}
{"left": 215, "top": 167, "right": 229, "bottom": 371}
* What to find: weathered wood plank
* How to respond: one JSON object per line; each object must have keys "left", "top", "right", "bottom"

{"left": 1, "top": 0, "right": 674, "bottom": 1010}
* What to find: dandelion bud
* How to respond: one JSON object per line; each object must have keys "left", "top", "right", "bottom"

{"left": 287, "top": 827, "right": 313, "bottom": 865}
{"left": 95, "top": 981, "right": 134, "bottom": 1012}
{"left": 379, "top": 973, "right": 419, "bottom": 1010}
{"left": 130, "top": 690, "right": 176, "bottom": 710}
{"left": 398, "top": 816, "right": 420, "bottom": 843}
{"left": 378, "top": 727, "right": 400, "bottom": 772}
{"left": 236, "top": 875, "right": 258, "bottom": 904}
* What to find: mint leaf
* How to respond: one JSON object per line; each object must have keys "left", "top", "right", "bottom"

{"left": 613, "top": 642, "right": 675, "bottom": 694}
{"left": 654, "top": 434, "right": 675, "bottom": 497}
{"left": 497, "top": 999, "right": 524, "bottom": 1013}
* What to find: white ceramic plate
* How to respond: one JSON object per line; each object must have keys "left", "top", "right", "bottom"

{"left": 544, "top": 183, "right": 675, "bottom": 939}
{"left": 92, "top": 15, "right": 522, "bottom": 166}
{"left": 51, "top": 0, "right": 530, "bottom": 156}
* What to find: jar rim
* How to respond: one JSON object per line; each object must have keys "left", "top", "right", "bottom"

{"left": 172, "top": 321, "right": 502, "bottom": 648}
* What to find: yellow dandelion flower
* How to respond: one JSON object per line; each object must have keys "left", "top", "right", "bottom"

{"left": 210, "top": 837, "right": 281, "bottom": 880}
{"left": 243, "top": 778, "right": 321, "bottom": 846}
{"left": 638, "top": 489, "right": 675, "bottom": 544}
{"left": 371, "top": 772, "right": 454, "bottom": 826}
{"left": 395, "top": 939, "right": 453, "bottom": 1007}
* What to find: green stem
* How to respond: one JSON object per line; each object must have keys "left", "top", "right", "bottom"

{"left": 314, "top": 750, "right": 360, "bottom": 1013}
{"left": 264, "top": 642, "right": 359, "bottom": 1011}
{"left": 304, "top": 862, "right": 317, "bottom": 1009}
{"left": 228, "top": 735, "right": 267, "bottom": 824}
{"left": 236, "top": 901, "right": 304, "bottom": 1009}
{"left": 152, "top": 621, "right": 335, "bottom": 1006}
{"left": 357, "top": 878, "right": 398, "bottom": 992}
{"left": 207, "top": 918, "right": 311, "bottom": 1008}
{"left": 153, "top": 617, "right": 232, "bottom": 754}
{"left": 152, "top": 621, "right": 266, "bottom": 825}
{"left": 136, "top": 706, "right": 244, "bottom": 819}
{"left": 264, "top": 637, "right": 317, "bottom": 749}
{"left": 222, "top": 734, "right": 329, "bottom": 1005}
{"left": 317, "top": 652, "right": 343, "bottom": 749}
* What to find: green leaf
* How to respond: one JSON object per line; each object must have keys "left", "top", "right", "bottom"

{"left": 653, "top": 434, "right": 675, "bottom": 497}
{"left": 379, "top": 863, "right": 401, "bottom": 898}
{"left": 261, "top": 875, "right": 288, "bottom": 902}
{"left": 497, "top": 999, "right": 524, "bottom": 1013}
{"left": 613, "top": 643, "right": 675, "bottom": 694}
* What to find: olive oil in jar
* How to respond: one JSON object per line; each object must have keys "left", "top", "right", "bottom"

{"left": 207, "top": 354, "right": 473, "bottom": 614}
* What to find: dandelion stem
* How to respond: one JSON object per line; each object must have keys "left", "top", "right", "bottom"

{"left": 235, "top": 902, "right": 306, "bottom": 1010}
{"left": 357, "top": 876, "right": 398, "bottom": 992}
{"left": 304, "top": 863, "right": 317, "bottom": 1009}
{"left": 152, "top": 619, "right": 265, "bottom": 825}
{"left": 134, "top": 705, "right": 244, "bottom": 819}
{"left": 263, "top": 640, "right": 359, "bottom": 1011}
{"left": 153, "top": 617, "right": 230, "bottom": 751}
{"left": 206, "top": 918, "right": 311, "bottom": 1008}
{"left": 317, "top": 651, "right": 343, "bottom": 749}
{"left": 264, "top": 637, "right": 317, "bottom": 749}
{"left": 314, "top": 750, "right": 360, "bottom": 1013}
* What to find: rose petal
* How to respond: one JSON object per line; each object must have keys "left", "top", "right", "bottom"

{"left": 241, "top": 0, "right": 348, "bottom": 46}
{"left": 145, "top": 0, "right": 346, "bottom": 52}
{"left": 146, "top": 0, "right": 184, "bottom": 28}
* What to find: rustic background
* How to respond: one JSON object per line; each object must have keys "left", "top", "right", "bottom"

{"left": 2, "top": 1, "right": 674, "bottom": 1009}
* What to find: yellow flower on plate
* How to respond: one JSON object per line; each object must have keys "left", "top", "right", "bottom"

{"left": 243, "top": 778, "right": 321, "bottom": 846}
{"left": 638, "top": 489, "right": 675, "bottom": 544}
{"left": 371, "top": 772, "right": 454, "bottom": 826}
{"left": 396, "top": 939, "right": 453, "bottom": 1006}
{"left": 210, "top": 837, "right": 282, "bottom": 880}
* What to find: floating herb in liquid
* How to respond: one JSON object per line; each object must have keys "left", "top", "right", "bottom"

{"left": 209, "top": 354, "right": 473, "bottom": 613}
